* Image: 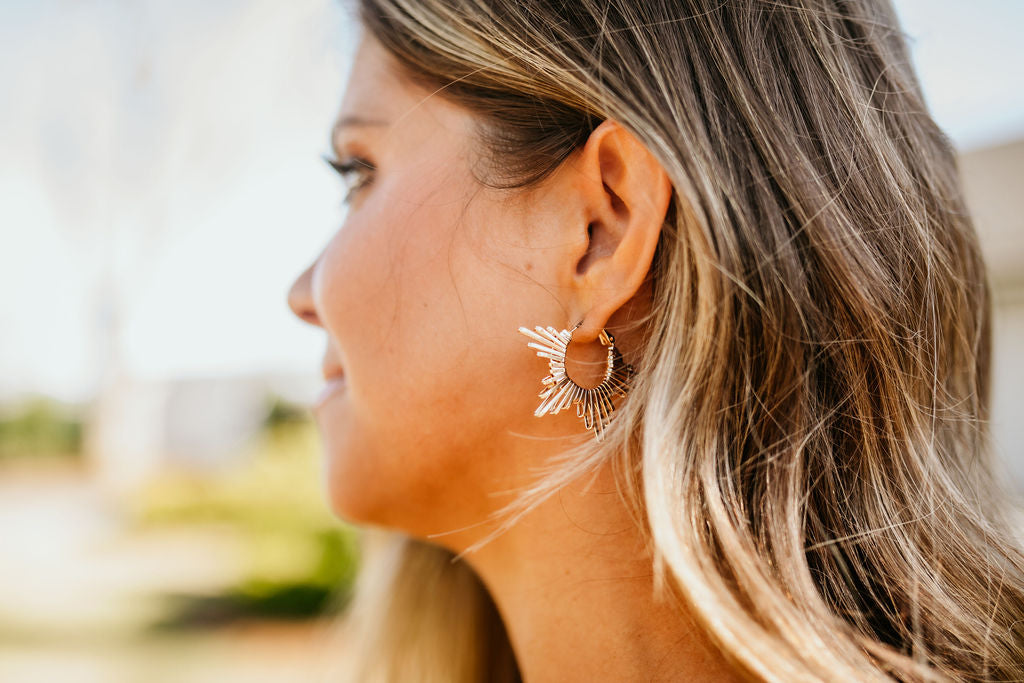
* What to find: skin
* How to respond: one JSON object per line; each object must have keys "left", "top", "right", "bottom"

{"left": 288, "top": 34, "right": 740, "bottom": 682}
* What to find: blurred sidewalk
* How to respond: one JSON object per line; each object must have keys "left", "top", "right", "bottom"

{"left": 0, "top": 466, "right": 346, "bottom": 683}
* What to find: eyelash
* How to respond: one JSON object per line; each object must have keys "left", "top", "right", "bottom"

{"left": 322, "top": 153, "right": 376, "bottom": 205}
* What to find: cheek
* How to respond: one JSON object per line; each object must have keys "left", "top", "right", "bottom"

{"left": 311, "top": 183, "right": 541, "bottom": 535}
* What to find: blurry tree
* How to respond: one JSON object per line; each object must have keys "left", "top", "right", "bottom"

{"left": 130, "top": 405, "right": 361, "bottom": 627}
{"left": 0, "top": 397, "right": 84, "bottom": 459}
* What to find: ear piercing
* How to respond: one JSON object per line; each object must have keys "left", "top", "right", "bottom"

{"left": 518, "top": 322, "right": 634, "bottom": 441}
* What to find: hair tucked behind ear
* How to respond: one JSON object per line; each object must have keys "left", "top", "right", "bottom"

{"left": 339, "top": 1, "right": 1024, "bottom": 680}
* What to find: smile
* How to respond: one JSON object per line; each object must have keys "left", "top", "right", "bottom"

{"left": 313, "top": 376, "right": 347, "bottom": 412}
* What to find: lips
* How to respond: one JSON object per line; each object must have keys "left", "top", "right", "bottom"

{"left": 322, "top": 363, "right": 345, "bottom": 381}
{"left": 313, "top": 373, "right": 346, "bottom": 412}
{"left": 321, "top": 346, "right": 345, "bottom": 381}
{"left": 315, "top": 354, "right": 347, "bottom": 412}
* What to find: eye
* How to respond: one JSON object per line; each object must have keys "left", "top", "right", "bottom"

{"left": 322, "top": 153, "right": 376, "bottom": 206}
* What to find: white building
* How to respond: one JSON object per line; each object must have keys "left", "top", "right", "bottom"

{"left": 961, "top": 138, "right": 1024, "bottom": 489}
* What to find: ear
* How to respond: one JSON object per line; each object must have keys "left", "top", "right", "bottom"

{"left": 563, "top": 119, "right": 673, "bottom": 343}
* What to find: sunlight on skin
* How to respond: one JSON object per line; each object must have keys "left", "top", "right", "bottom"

{"left": 0, "top": 1, "right": 1021, "bottom": 401}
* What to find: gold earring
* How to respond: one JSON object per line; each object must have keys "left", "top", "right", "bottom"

{"left": 518, "top": 321, "right": 635, "bottom": 441}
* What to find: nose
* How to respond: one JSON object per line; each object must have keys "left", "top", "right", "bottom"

{"left": 288, "top": 259, "right": 321, "bottom": 327}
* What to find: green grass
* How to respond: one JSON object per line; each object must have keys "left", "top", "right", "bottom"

{"left": 0, "top": 397, "right": 83, "bottom": 460}
{"left": 130, "top": 413, "right": 362, "bottom": 627}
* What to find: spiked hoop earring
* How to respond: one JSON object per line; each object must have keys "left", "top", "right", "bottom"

{"left": 518, "top": 321, "right": 635, "bottom": 441}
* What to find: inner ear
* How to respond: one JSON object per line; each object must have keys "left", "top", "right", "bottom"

{"left": 604, "top": 179, "right": 626, "bottom": 216}
{"left": 575, "top": 223, "right": 595, "bottom": 276}
{"left": 575, "top": 182, "right": 626, "bottom": 277}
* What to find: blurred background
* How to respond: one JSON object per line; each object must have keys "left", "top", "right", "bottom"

{"left": 0, "top": 1, "right": 1021, "bottom": 681}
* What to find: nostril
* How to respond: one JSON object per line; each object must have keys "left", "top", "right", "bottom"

{"left": 287, "top": 292, "right": 314, "bottom": 323}
{"left": 288, "top": 291, "right": 320, "bottom": 326}
{"left": 287, "top": 261, "right": 320, "bottom": 325}
{"left": 287, "top": 293, "right": 321, "bottom": 328}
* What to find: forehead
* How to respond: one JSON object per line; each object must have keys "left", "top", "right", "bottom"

{"left": 333, "top": 36, "right": 450, "bottom": 146}
{"left": 338, "top": 37, "right": 406, "bottom": 113}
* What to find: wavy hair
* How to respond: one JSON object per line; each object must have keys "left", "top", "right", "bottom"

{"left": 334, "top": 0, "right": 1024, "bottom": 680}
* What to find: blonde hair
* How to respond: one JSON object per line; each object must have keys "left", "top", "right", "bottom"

{"left": 336, "top": 0, "right": 1024, "bottom": 680}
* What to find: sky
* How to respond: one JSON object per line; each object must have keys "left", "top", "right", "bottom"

{"left": 1, "top": 0, "right": 1022, "bottom": 403}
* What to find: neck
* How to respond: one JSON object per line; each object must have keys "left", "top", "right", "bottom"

{"left": 456, "top": 460, "right": 739, "bottom": 683}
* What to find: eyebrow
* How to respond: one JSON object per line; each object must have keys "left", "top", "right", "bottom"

{"left": 332, "top": 115, "right": 389, "bottom": 137}
{"left": 330, "top": 115, "right": 390, "bottom": 156}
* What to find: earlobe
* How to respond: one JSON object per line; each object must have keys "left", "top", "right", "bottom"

{"left": 568, "top": 120, "right": 673, "bottom": 342}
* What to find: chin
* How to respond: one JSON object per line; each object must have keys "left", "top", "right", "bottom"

{"left": 316, "top": 423, "right": 387, "bottom": 524}
{"left": 319, "top": 435, "right": 479, "bottom": 547}
{"left": 315, "top": 431, "right": 414, "bottom": 534}
{"left": 310, "top": 391, "right": 373, "bottom": 509}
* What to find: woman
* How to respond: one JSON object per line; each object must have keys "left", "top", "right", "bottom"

{"left": 287, "top": 0, "right": 1024, "bottom": 680}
